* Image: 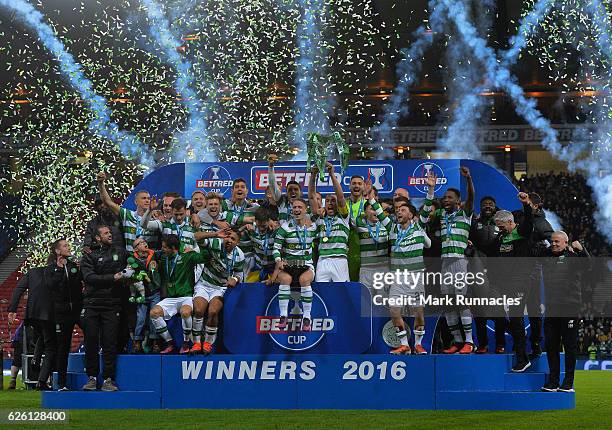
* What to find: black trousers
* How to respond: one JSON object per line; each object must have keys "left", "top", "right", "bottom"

{"left": 83, "top": 307, "right": 120, "bottom": 380}
{"left": 55, "top": 316, "right": 82, "bottom": 388}
{"left": 475, "top": 317, "right": 507, "bottom": 348}
{"left": 507, "top": 287, "right": 528, "bottom": 364}
{"left": 29, "top": 319, "right": 57, "bottom": 384}
{"left": 525, "top": 275, "right": 543, "bottom": 345}
{"left": 544, "top": 317, "right": 578, "bottom": 387}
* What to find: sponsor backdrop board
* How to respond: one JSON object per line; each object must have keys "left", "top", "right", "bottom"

{"left": 126, "top": 159, "right": 521, "bottom": 213}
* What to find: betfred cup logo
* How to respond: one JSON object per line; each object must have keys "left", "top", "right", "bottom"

{"left": 408, "top": 162, "right": 448, "bottom": 194}
{"left": 368, "top": 167, "right": 386, "bottom": 190}
{"left": 195, "top": 165, "right": 233, "bottom": 196}
{"left": 257, "top": 291, "right": 335, "bottom": 351}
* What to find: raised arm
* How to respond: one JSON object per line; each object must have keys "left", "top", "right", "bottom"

{"left": 517, "top": 192, "right": 534, "bottom": 238}
{"left": 97, "top": 172, "right": 121, "bottom": 217}
{"left": 268, "top": 154, "right": 282, "bottom": 203}
{"left": 461, "top": 166, "right": 475, "bottom": 215}
{"left": 308, "top": 166, "right": 321, "bottom": 215}
{"left": 420, "top": 172, "right": 437, "bottom": 225}
{"left": 327, "top": 162, "right": 347, "bottom": 213}
{"left": 140, "top": 196, "right": 162, "bottom": 231}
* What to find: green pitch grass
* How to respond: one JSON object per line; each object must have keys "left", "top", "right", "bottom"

{"left": 2, "top": 371, "right": 611, "bottom": 429}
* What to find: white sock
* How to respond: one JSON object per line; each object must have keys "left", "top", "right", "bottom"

{"left": 460, "top": 308, "right": 473, "bottom": 343}
{"left": 192, "top": 317, "right": 204, "bottom": 343}
{"left": 446, "top": 311, "right": 463, "bottom": 343}
{"left": 414, "top": 328, "right": 425, "bottom": 346}
{"left": 152, "top": 316, "right": 172, "bottom": 342}
{"left": 204, "top": 326, "right": 218, "bottom": 345}
{"left": 301, "top": 285, "right": 313, "bottom": 319}
{"left": 182, "top": 316, "right": 192, "bottom": 342}
{"left": 396, "top": 327, "right": 409, "bottom": 347}
{"left": 290, "top": 289, "right": 302, "bottom": 313}
{"left": 278, "top": 284, "right": 290, "bottom": 317}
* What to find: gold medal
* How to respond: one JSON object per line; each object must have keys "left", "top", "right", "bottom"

{"left": 322, "top": 237, "right": 329, "bottom": 243}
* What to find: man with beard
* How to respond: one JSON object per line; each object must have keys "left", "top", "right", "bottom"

{"left": 221, "top": 179, "right": 259, "bottom": 279}
{"left": 421, "top": 168, "right": 476, "bottom": 354}
{"left": 242, "top": 207, "right": 279, "bottom": 283}
{"left": 308, "top": 163, "right": 350, "bottom": 282}
{"left": 141, "top": 197, "right": 200, "bottom": 252}
{"left": 346, "top": 175, "right": 366, "bottom": 281}
{"left": 80, "top": 226, "right": 128, "bottom": 391}
{"left": 83, "top": 195, "right": 125, "bottom": 252}
{"left": 469, "top": 196, "right": 507, "bottom": 354}
{"left": 190, "top": 228, "right": 244, "bottom": 354}
{"left": 267, "top": 155, "right": 305, "bottom": 222}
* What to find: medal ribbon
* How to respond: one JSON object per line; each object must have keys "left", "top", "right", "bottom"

{"left": 166, "top": 252, "right": 179, "bottom": 279}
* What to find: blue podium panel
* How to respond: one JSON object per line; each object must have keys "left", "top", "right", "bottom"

{"left": 296, "top": 355, "right": 435, "bottom": 409}
{"left": 161, "top": 355, "right": 300, "bottom": 409}
{"left": 160, "top": 354, "right": 435, "bottom": 409}
{"left": 42, "top": 391, "right": 161, "bottom": 409}
{"left": 45, "top": 353, "right": 576, "bottom": 411}
{"left": 223, "top": 283, "right": 372, "bottom": 354}
{"left": 436, "top": 390, "right": 576, "bottom": 411}
{"left": 435, "top": 354, "right": 513, "bottom": 391}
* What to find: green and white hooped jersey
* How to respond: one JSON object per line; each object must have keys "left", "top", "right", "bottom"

{"left": 119, "top": 207, "right": 157, "bottom": 252}
{"left": 273, "top": 219, "right": 318, "bottom": 266}
{"left": 222, "top": 200, "right": 258, "bottom": 256}
{"left": 198, "top": 238, "right": 245, "bottom": 290}
{"left": 199, "top": 211, "right": 233, "bottom": 232}
{"left": 146, "top": 218, "right": 200, "bottom": 252}
{"left": 422, "top": 196, "right": 472, "bottom": 258}
{"left": 246, "top": 227, "right": 277, "bottom": 268}
{"left": 390, "top": 221, "right": 429, "bottom": 271}
{"left": 314, "top": 214, "right": 350, "bottom": 259}
{"left": 351, "top": 200, "right": 392, "bottom": 266}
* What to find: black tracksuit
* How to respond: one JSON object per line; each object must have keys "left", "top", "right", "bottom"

{"left": 537, "top": 246, "right": 589, "bottom": 388}
{"left": 469, "top": 212, "right": 507, "bottom": 350}
{"left": 49, "top": 260, "right": 83, "bottom": 388}
{"left": 9, "top": 266, "right": 62, "bottom": 385}
{"left": 80, "top": 244, "right": 127, "bottom": 380}
{"left": 490, "top": 204, "right": 534, "bottom": 365}
{"left": 513, "top": 208, "right": 553, "bottom": 347}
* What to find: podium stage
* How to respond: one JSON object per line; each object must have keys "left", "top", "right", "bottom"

{"left": 42, "top": 352, "right": 575, "bottom": 410}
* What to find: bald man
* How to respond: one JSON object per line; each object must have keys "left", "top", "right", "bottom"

{"left": 393, "top": 188, "right": 410, "bottom": 201}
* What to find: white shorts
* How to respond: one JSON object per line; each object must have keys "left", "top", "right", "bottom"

{"left": 388, "top": 271, "right": 425, "bottom": 304}
{"left": 359, "top": 264, "right": 390, "bottom": 292}
{"left": 156, "top": 297, "right": 193, "bottom": 319}
{"left": 441, "top": 258, "right": 469, "bottom": 295}
{"left": 315, "top": 257, "right": 350, "bottom": 282}
{"left": 194, "top": 282, "right": 225, "bottom": 302}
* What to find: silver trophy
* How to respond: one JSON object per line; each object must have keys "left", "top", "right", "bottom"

{"left": 210, "top": 166, "right": 221, "bottom": 180}
{"left": 369, "top": 167, "right": 386, "bottom": 191}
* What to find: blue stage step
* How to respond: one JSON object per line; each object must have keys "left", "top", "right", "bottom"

{"left": 436, "top": 390, "right": 575, "bottom": 410}
{"left": 42, "top": 391, "right": 161, "bottom": 409}
{"left": 45, "top": 353, "right": 574, "bottom": 410}
{"left": 503, "top": 372, "right": 565, "bottom": 391}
